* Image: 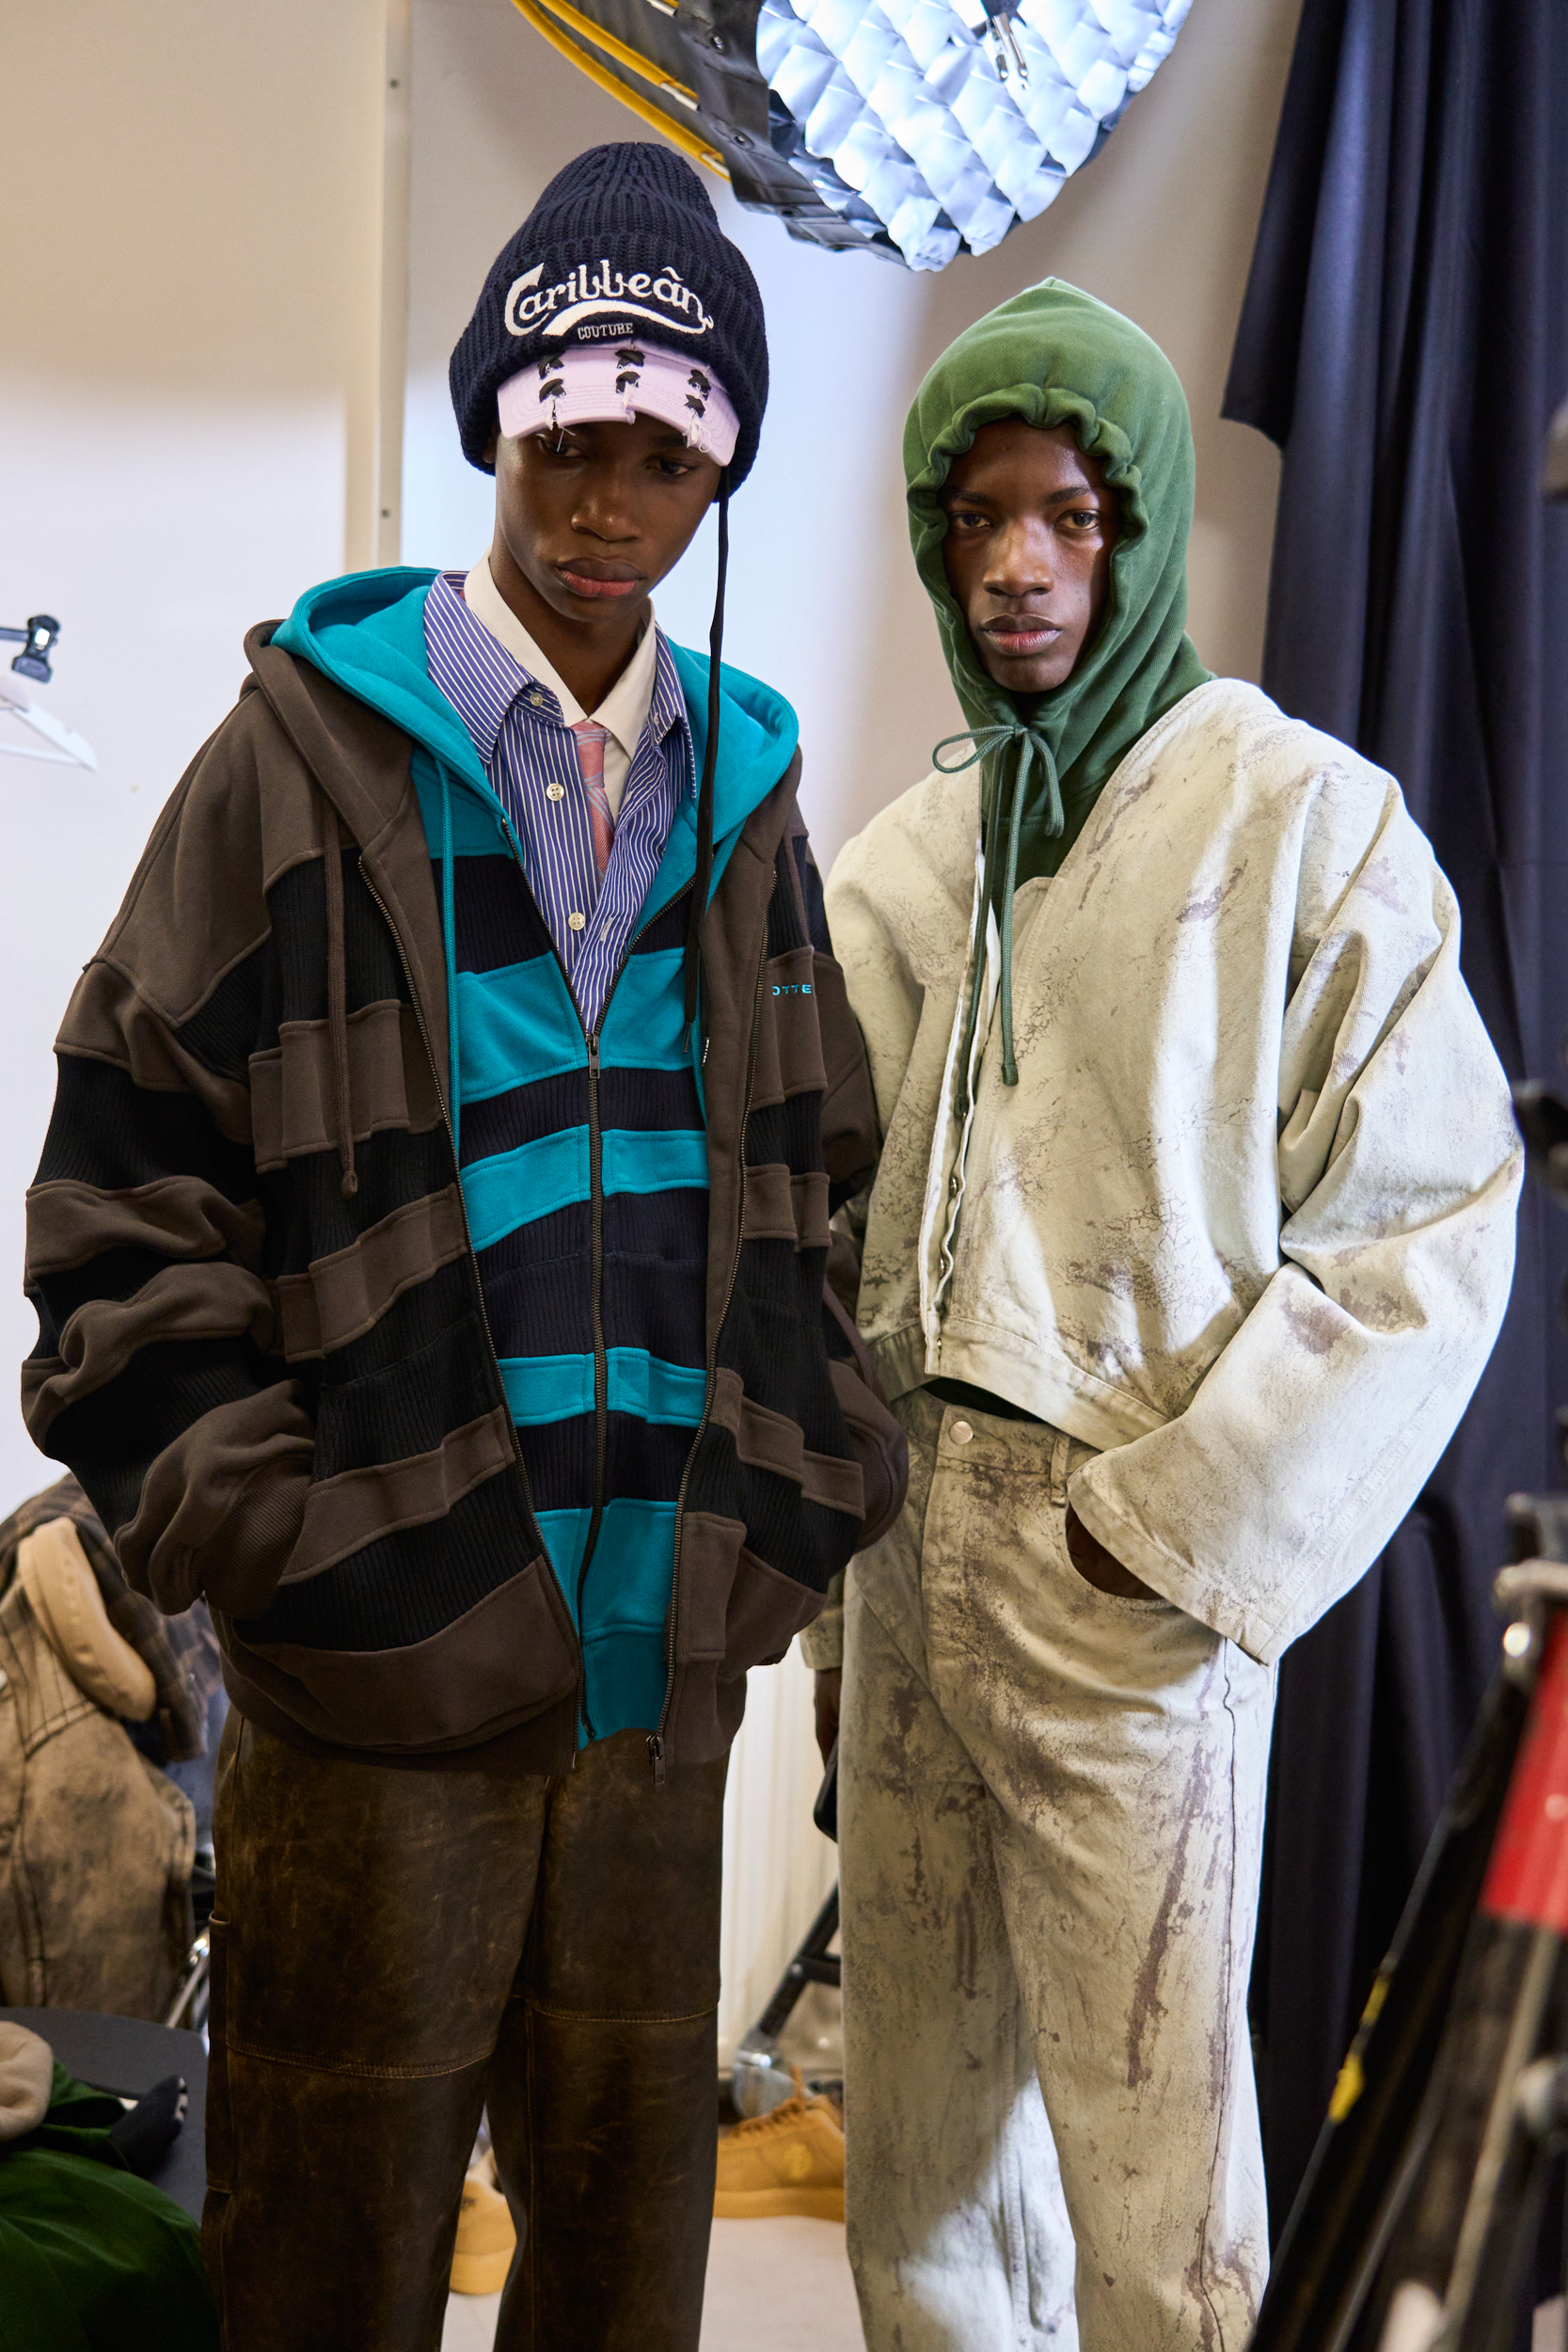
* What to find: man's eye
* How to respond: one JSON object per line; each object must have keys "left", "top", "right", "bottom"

{"left": 949, "top": 509, "right": 988, "bottom": 531}
{"left": 655, "top": 456, "right": 696, "bottom": 479}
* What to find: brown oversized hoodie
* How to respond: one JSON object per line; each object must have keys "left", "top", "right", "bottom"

{"left": 22, "top": 615, "right": 903, "bottom": 1772}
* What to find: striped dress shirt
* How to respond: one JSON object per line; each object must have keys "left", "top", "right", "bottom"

{"left": 423, "top": 568, "right": 693, "bottom": 1032}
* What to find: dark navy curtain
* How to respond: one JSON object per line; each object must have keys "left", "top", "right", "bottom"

{"left": 1222, "top": 0, "right": 1568, "bottom": 2237}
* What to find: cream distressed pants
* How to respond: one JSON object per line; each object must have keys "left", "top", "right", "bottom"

{"left": 838, "top": 1390, "right": 1275, "bottom": 2352}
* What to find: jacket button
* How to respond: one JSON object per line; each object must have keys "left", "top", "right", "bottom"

{"left": 951, "top": 1420, "right": 973, "bottom": 1446}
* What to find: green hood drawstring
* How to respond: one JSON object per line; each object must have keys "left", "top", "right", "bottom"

{"left": 932, "top": 721, "right": 1061, "bottom": 1088}
{"left": 904, "top": 278, "right": 1212, "bottom": 1100}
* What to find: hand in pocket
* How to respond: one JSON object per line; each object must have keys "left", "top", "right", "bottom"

{"left": 1064, "top": 1506, "right": 1161, "bottom": 1600}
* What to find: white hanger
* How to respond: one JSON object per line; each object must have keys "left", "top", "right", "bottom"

{"left": 0, "top": 673, "right": 97, "bottom": 771}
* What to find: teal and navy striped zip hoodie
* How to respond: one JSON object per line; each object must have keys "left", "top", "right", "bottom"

{"left": 277, "top": 570, "right": 794, "bottom": 1741}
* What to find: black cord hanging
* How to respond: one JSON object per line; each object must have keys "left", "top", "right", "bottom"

{"left": 684, "top": 473, "right": 729, "bottom": 1037}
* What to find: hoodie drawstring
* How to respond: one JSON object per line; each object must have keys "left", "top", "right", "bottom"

{"left": 932, "top": 721, "right": 1063, "bottom": 1091}
{"left": 324, "top": 809, "right": 359, "bottom": 1200}
{"left": 684, "top": 471, "right": 730, "bottom": 1042}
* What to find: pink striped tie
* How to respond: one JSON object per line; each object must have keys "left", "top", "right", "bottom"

{"left": 571, "top": 722, "right": 614, "bottom": 878}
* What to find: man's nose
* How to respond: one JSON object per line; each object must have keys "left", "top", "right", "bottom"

{"left": 571, "top": 485, "right": 640, "bottom": 541}
{"left": 982, "top": 518, "right": 1053, "bottom": 599}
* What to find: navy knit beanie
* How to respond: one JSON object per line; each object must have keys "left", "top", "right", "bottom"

{"left": 450, "top": 142, "right": 768, "bottom": 488}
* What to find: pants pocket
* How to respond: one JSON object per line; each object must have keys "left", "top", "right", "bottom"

{"left": 1060, "top": 1549, "right": 1176, "bottom": 1613}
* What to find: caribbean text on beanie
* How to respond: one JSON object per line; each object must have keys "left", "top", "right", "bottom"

{"left": 450, "top": 141, "right": 768, "bottom": 487}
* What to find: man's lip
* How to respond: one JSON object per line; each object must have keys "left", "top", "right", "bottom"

{"left": 558, "top": 562, "right": 645, "bottom": 600}
{"left": 982, "top": 616, "right": 1061, "bottom": 652}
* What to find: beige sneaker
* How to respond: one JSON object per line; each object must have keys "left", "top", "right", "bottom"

{"left": 714, "top": 2079, "right": 845, "bottom": 2221}
{"left": 450, "top": 2161, "right": 515, "bottom": 2294}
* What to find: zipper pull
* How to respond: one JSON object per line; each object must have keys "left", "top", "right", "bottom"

{"left": 647, "top": 1733, "right": 667, "bottom": 1788}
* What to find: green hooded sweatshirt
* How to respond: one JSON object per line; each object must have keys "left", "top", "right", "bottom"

{"left": 904, "top": 278, "right": 1212, "bottom": 1081}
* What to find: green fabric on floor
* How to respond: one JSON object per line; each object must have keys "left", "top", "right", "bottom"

{"left": 0, "top": 2062, "right": 216, "bottom": 2352}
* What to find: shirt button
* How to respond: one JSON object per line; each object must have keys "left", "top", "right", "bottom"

{"left": 951, "top": 1419, "right": 974, "bottom": 1446}
{"left": 528, "top": 689, "right": 547, "bottom": 707}
{"left": 546, "top": 783, "right": 565, "bottom": 803}
{"left": 567, "top": 912, "right": 586, "bottom": 931}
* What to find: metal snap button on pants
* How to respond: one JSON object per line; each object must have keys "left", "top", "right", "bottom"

{"left": 839, "top": 1389, "right": 1275, "bottom": 2352}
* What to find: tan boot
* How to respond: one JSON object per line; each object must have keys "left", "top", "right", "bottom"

{"left": 450, "top": 2159, "right": 516, "bottom": 2295}
{"left": 713, "top": 2076, "right": 845, "bottom": 2222}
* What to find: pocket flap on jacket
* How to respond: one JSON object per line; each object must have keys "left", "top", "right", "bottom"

{"left": 721, "top": 1544, "right": 825, "bottom": 1676}
{"left": 672, "top": 1509, "right": 824, "bottom": 1674}
{"left": 673, "top": 1512, "right": 747, "bottom": 1664}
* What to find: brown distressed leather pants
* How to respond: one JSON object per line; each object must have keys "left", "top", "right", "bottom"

{"left": 203, "top": 1713, "right": 727, "bottom": 2352}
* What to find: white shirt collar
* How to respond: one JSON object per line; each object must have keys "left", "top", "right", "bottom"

{"left": 462, "top": 554, "right": 659, "bottom": 772}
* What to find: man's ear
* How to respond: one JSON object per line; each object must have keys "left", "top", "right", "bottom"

{"left": 483, "top": 434, "right": 499, "bottom": 469}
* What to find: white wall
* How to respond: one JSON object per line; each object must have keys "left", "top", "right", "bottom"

{"left": 0, "top": 0, "right": 389, "bottom": 1512}
{"left": 2, "top": 0, "right": 1301, "bottom": 2060}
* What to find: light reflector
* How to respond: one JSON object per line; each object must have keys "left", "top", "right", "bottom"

{"left": 510, "top": 0, "right": 1192, "bottom": 269}
{"left": 757, "top": 0, "right": 1189, "bottom": 265}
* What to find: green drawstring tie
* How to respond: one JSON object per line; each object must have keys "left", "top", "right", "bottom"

{"left": 932, "top": 721, "right": 1063, "bottom": 1088}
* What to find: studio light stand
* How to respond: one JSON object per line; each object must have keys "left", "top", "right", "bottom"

{"left": 0, "top": 612, "right": 97, "bottom": 771}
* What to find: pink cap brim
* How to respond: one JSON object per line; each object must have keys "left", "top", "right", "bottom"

{"left": 497, "top": 340, "right": 739, "bottom": 467}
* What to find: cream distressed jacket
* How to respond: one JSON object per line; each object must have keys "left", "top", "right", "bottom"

{"left": 818, "top": 679, "right": 1521, "bottom": 1667}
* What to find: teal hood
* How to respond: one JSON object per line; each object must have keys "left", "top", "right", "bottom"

{"left": 273, "top": 565, "right": 799, "bottom": 1152}
{"left": 273, "top": 566, "right": 799, "bottom": 855}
